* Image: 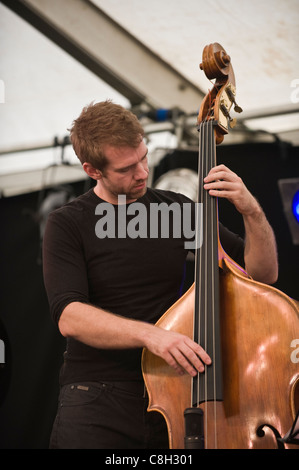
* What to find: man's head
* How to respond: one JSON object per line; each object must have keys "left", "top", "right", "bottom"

{"left": 69, "top": 100, "right": 145, "bottom": 172}
{"left": 70, "top": 100, "right": 149, "bottom": 203}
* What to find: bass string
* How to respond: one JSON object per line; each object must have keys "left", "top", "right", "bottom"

{"left": 192, "top": 121, "right": 203, "bottom": 407}
{"left": 191, "top": 122, "right": 205, "bottom": 404}
{"left": 203, "top": 119, "right": 209, "bottom": 437}
{"left": 195, "top": 119, "right": 208, "bottom": 406}
{"left": 195, "top": 118, "right": 218, "bottom": 448}
{"left": 207, "top": 119, "right": 218, "bottom": 448}
{"left": 209, "top": 119, "right": 218, "bottom": 449}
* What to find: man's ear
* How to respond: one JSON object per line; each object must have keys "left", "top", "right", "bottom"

{"left": 82, "top": 162, "right": 102, "bottom": 180}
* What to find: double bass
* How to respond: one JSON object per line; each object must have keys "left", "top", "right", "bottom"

{"left": 142, "top": 43, "right": 299, "bottom": 449}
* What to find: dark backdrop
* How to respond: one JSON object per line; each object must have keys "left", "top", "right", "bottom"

{"left": 153, "top": 141, "right": 299, "bottom": 299}
{"left": 0, "top": 141, "right": 298, "bottom": 448}
{"left": 0, "top": 179, "right": 91, "bottom": 449}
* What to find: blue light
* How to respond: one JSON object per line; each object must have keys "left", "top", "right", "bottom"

{"left": 156, "top": 108, "right": 169, "bottom": 122}
{"left": 292, "top": 191, "right": 299, "bottom": 223}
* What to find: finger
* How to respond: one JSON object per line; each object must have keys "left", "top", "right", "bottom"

{"left": 205, "top": 164, "right": 226, "bottom": 174}
{"left": 208, "top": 164, "right": 231, "bottom": 175}
{"left": 163, "top": 351, "right": 186, "bottom": 376}
{"left": 206, "top": 189, "right": 234, "bottom": 199}
{"left": 204, "top": 180, "right": 237, "bottom": 191}
{"left": 204, "top": 170, "right": 237, "bottom": 184}
{"left": 190, "top": 341, "right": 212, "bottom": 367}
{"left": 178, "top": 340, "right": 212, "bottom": 375}
{"left": 170, "top": 348, "right": 203, "bottom": 377}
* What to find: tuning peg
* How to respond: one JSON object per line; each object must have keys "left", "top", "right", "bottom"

{"left": 229, "top": 118, "right": 237, "bottom": 128}
{"left": 220, "top": 103, "right": 237, "bottom": 128}
{"left": 234, "top": 104, "right": 243, "bottom": 113}
{"left": 225, "top": 85, "right": 243, "bottom": 114}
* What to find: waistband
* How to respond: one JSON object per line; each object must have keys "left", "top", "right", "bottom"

{"left": 63, "top": 380, "right": 147, "bottom": 397}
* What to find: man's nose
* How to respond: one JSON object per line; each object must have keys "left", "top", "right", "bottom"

{"left": 135, "top": 162, "right": 149, "bottom": 180}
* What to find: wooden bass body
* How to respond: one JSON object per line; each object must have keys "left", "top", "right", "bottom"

{"left": 142, "top": 259, "right": 299, "bottom": 449}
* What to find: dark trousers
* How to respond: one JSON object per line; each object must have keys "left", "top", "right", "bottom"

{"left": 49, "top": 381, "right": 169, "bottom": 449}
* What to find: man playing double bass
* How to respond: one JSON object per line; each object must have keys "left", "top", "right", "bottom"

{"left": 43, "top": 100, "right": 278, "bottom": 449}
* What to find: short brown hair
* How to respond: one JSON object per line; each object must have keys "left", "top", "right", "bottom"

{"left": 69, "top": 100, "right": 144, "bottom": 170}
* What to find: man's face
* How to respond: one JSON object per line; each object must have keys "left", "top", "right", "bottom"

{"left": 98, "top": 140, "right": 149, "bottom": 204}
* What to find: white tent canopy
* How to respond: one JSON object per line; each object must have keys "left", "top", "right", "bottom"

{"left": 0, "top": 0, "right": 298, "bottom": 196}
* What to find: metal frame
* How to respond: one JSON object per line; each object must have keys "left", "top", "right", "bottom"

{"left": 2, "top": 0, "right": 205, "bottom": 111}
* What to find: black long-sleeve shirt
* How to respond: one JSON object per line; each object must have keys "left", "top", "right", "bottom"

{"left": 43, "top": 187, "right": 245, "bottom": 384}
